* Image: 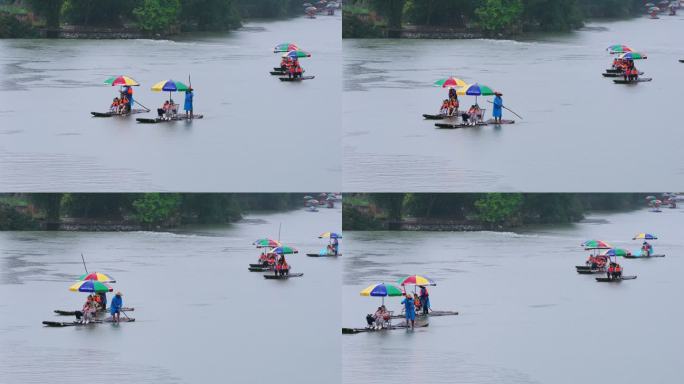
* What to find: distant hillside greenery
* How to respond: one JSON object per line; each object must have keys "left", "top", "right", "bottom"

{"left": 343, "top": 193, "right": 647, "bottom": 230}
{"left": 0, "top": 193, "right": 305, "bottom": 229}
{"left": 343, "top": 0, "right": 646, "bottom": 37}
{"left": 0, "top": 0, "right": 305, "bottom": 36}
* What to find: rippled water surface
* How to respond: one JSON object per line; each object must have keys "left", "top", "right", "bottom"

{"left": 0, "top": 16, "right": 341, "bottom": 191}
{"left": 343, "top": 207, "right": 683, "bottom": 383}
{"left": 343, "top": 17, "right": 684, "bottom": 191}
{"left": 0, "top": 207, "right": 341, "bottom": 383}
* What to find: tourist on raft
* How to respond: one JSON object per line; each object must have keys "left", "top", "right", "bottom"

{"left": 492, "top": 92, "right": 504, "bottom": 123}
{"left": 607, "top": 263, "right": 623, "bottom": 280}
{"left": 401, "top": 293, "right": 416, "bottom": 329}
{"left": 110, "top": 97, "right": 121, "bottom": 112}
{"left": 367, "top": 305, "right": 390, "bottom": 329}
{"left": 80, "top": 295, "right": 97, "bottom": 324}
{"left": 641, "top": 241, "right": 653, "bottom": 257}
{"left": 275, "top": 255, "right": 290, "bottom": 276}
{"left": 110, "top": 291, "right": 123, "bottom": 323}
{"left": 184, "top": 88, "right": 194, "bottom": 119}
{"left": 439, "top": 99, "right": 450, "bottom": 116}
{"left": 419, "top": 285, "right": 430, "bottom": 315}
{"left": 462, "top": 104, "right": 482, "bottom": 125}
{"left": 98, "top": 291, "right": 107, "bottom": 310}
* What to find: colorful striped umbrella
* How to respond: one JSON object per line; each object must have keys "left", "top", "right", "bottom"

{"left": 606, "top": 45, "right": 632, "bottom": 54}
{"left": 397, "top": 275, "right": 436, "bottom": 286}
{"left": 633, "top": 233, "right": 657, "bottom": 240}
{"left": 282, "top": 50, "right": 311, "bottom": 59}
{"left": 69, "top": 280, "right": 113, "bottom": 293}
{"left": 434, "top": 77, "right": 467, "bottom": 89}
{"left": 270, "top": 246, "right": 298, "bottom": 255}
{"left": 582, "top": 240, "right": 612, "bottom": 250}
{"left": 619, "top": 52, "right": 647, "bottom": 60}
{"left": 319, "top": 232, "right": 342, "bottom": 239}
{"left": 78, "top": 272, "right": 115, "bottom": 283}
{"left": 457, "top": 83, "right": 495, "bottom": 96}
{"left": 104, "top": 75, "right": 139, "bottom": 87}
{"left": 360, "top": 283, "right": 403, "bottom": 306}
{"left": 602, "top": 248, "right": 629, "bottom": 257}
{"left": 253, "top": 238, "right": 281, "bottom": 248}
{"left": 151, "top": 79, "right": 189, "bottom": 92}
{"left": 360, "top": 283, "right": 403, "bottom": 297}
{"left": 274, "top": 43, "right": 299, "bottom": 53}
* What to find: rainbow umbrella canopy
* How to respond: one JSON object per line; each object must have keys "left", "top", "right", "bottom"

{"left": 270, "top": 246, "right": 298, "bottom": 255}
{"left": 397, "top": 275, "right": 436, "bottom": 287}
{"left": 78, "top": 272, "right": 116, "bottom": 283}
{"left": 434, "top": 77, "right": 468, "bottom": 89}
{"left": 602, "top": 248, "right": 630, "bottom": 257}
{"left": 360, "top": 283, "right": 403, "bottom": 305}
{"left": 456, "top": 83, "right": 495, "bottom": 105}
{"left": 274, "top": 42, "right": 299, "bottom": 53}
{"left": 633, "top": 233, "right": 657, "bottom": 240}
{"left": 319, "top": 232, "right": 342, "bottom": 239}
{"left": 151, "top": 79, "right": 189, "bottom": 102}
{"left": 619, "top": 52, "right": 647, "bottom": 60}
{"left": 582, "top": 240, "right": 613, "bottom": 250}
{"left": 104, "top": 75, "right": 140, "bottom": 87}
{"left": 282, "top": 50, "right": 311, "bottom": 59}
{"left": 606, "top": 44, "right": 632, "bottom": 54}
{"left": 69, "top": 280, "right": 113, "bottom": 293}
{"left": 254, "top": 238, "right": 281, "bottom": 248}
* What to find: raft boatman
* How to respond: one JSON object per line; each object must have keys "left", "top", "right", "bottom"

{"left": 184, "top": 88, "right": 194, "bottom": 119}
{"left": 110, "top": 291, "right": 123, "bottom": 323}
{"left": 492, "top": 91, "right": 504, "bottom": 123}
{"left": 401, "top": 293, "right": 416, "bottom": 329}
{"left": 641, "top": 241, "right": 653, "bottom": 257}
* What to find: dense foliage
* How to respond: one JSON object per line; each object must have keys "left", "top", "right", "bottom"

{"left": 0, "top": 193, "right": 305, "bottom": 229}
{"left": 344, "top": 193, "right": 646, "bottom": 230}
{"left": 344, "top": 0, "right": 647, "bottom": 37}
{"left": 3, "top": 0, "right": 301, "bottom": 35}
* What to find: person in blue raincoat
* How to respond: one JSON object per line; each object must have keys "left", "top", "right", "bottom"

{"left": 184, "top": 88, "right": 194, "bottom": 119}
{"left": 110, "top": 291, "right": 123, "bottom": 323}
{"left": 332, "top": 237, "right": 339, "bottom": 255}
{"left": 419, "top": 286, "right": 430, "bottom": 315}
{"left": 401, "top": 293, "right": 416, "bottom": 329}
{"left": 492, "top": 91, "right": 503, "bottom": 123}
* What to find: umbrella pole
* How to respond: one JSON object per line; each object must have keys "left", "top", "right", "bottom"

{"left": 81, "top": 253, "right": 88, "bottom": 274}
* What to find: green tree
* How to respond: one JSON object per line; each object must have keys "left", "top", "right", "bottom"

{"left": 368, "top": 0, "right": 405, "bottom": 29}
{"left": 28, "top": 193, "right": 63, "bottom": 221}
{"left": 26, "top": 0, "right": 64, "bottom": 28}
{"left": 369, "top": 193, "right": 405, "bottom": 220}
{"left": 132, "top": 193, "right": 182, "bottom": 227}
{"left": 133, "top": 0, "right": 180, "bottom": 33}
{"left": 476, "top": 0, "right": 522, "bottom": 34}
{"left": 62, "top": 0, "right": 136, "bottom": 26}
{"left": 181, "top": 0, "right": 240, "bottom": 31}
{"left": 474, "top": 193, "right": 523, "bottom": 225}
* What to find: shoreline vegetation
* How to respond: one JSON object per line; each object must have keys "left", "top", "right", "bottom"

{"left": 0, "top": 193, "right": 306, "bottom": 231}
{"left": 343, "top": 0, "right": 647, "bottom": 39}
{"left": 0, "top": 0, "right": 306, "bottom": 38}
{"left": 343, "top": 193, "right": 650, "bottom": 231}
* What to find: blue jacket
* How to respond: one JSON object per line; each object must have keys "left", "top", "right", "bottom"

{"left": 184, "top": 91, "right": 194, "bottom": 111}
{"left": 493, "top": 96, "right": 503, "bottom": 118}
{"left": 110, "top": 295, "right": 123, "bottom": 314}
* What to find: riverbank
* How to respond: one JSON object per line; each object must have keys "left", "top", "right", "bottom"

{"left": 0, "top": 193, "right": 308, "bottom": 231}
{"left": 343, "top": 193, "right": 652, "bottom": 231}
{"left": 342, "top": 1, "right": 647, "bottom": 39}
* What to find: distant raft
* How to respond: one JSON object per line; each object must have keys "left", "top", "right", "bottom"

{"left": 279, "top": 76, "right": 315, "bottom": 82}
{"left": 136, "top": 114, "right": 203, "bottom": 124}
{"left": 613, "top": 78, "right": 652, "bottom": 84}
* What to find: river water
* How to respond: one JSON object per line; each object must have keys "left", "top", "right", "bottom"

{"left": 342, "top": 207, "right": 683, "bottom": 384}
{"left": 0, "top": 206, "right": 341, "bottom": 383}
{"left": 343, "top": 16, "right": 684, "bottom": 191}
{"left": 0, "top": 15, "right": 341, "bottom": 191}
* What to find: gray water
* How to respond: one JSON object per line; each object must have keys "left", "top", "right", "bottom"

{"left": 343, "top": 207, "right": 683, "bottom": 383}
{"left": 0, "top": 16, "right": 341, "bottom": 191}
{"left": 0, "top": 206, "right": 341, "bottom": 383}
{"left": 343, "top": 16, "right": 684, "bottom": 191}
